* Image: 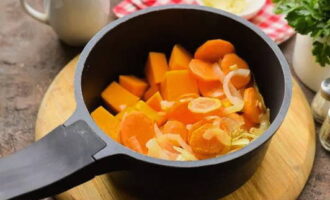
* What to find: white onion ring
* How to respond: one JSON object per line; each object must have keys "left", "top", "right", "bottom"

{"left": 223, "top": 69, "right": 250, "bottom": 105}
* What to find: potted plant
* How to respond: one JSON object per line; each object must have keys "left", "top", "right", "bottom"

{"left": 274, "top": 0, "right": 330, "bottom": 91}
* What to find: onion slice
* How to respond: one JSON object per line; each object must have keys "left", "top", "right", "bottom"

{"left": 223, "top": 69, "right": 250, "bottom": 105}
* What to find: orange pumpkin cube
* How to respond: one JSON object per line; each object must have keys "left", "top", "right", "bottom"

{"left": 143, "top": 84, "right": 159, "bottom": 101}
{"left": 146, "top": 92, "right": 163, "bottom": 112}
{"left": 91, "top": 106, "right": 120, "bottom": 142}
{"left": 134, "top": 100, "right": 165, "bottom": 125}
{"left": 161, "top": 70, "right": 199, "bottom": 101}
{"left": 119, "top": 75, "right": 148, "bottom": 98}
{"left": 169, "top": 44, "right": 192, "bottom": 70}
{"left": 101, "top": 81, "right": 139, "bottom": 113}
{"left": 145, "top": 52, "right": 168, "bottom": 85}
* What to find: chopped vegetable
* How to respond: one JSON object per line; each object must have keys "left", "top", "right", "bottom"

{"left": 220, "top": 53, "right": 251, "bottom": 88}
{"left": 188, "top": 97, "right": 222, "bottom": 114}
{"left": 145, "top": 52, "right": 168, "bottom": 85}
{"left": 198, "top": 79, "right": 224, "bottom": 98}
{"left": 163, "top": 120, "right": 189, "bottom": 142}
{"left": 93, "top": 40, "right": 270, "bottom": 161}
{"left": 101, "top": 81, "right": 139, "bottom": 112}
{"left": 146, "top": 92, "right": 163, "bottom": 112}
{"left": 169, "top": 44, "right": 192, "bottom": 70}
{"left": 161, "top": 70, "right": 199, "bottom": 101}
{"left": 195, "top": 39, "right": 235, "bottom": 62}
{"left": 120, "top": 112, "right": 155, "bottom": 154}
{"left": 91, "top": 106, "right": 120, "bottom": 142}
{"left": 144, "top": 84, "right": 159, "bottom": 101}
{"left": 189, "top": 123, "right": 231, "bottom": 154}
{"left": 243, "top": 87, "right": 264, "bottom": 123}
{"left": 189, "top": 59, "right": 220, "bottom": 81}
{"left": 119, "top": 75, "right": 148, "bottom": 98}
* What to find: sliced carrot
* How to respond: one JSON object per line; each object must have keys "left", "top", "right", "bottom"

{"left": 242, "top": 115, "right": 256, "bottom": 131}
{"left": 167, "top": 101, "right": 201, "bottom": 124}
{"left": 189, "top": 59, "right": 219, "bottom": 81}
{"left": 198, "top": 80, "right": 224, "bottom": 98}
{"left": 146, "top": 92, "right": 163, "bottom": 112}
{"left": 91, "top": 106, "right": 120, "bottom": 142}
{"left": 101, "top": 81, "right": 139, "bottom": 113}
{"left": 220, "top": 53, "right": 251, "bottom": 89}
{"left": 188, "top": 97, "right": 222, "bottom": 114}
{"left": 169, "top": 44, "right": 192, "bottom": 70}
{"left": 145, "top": 52, "right": 168, "bottom": 85}
{"left": 163, "top": 120, "right": 189, "bottom": 142}
{"left": 220, "top": 113, "right": 245, "bottom": 132}
{"left": 189, "top": 123, "right": 231, "bottom": 154}
{"left": 195, "top": 39, "right": 235, "bottom": 62}
{"left": 119, "top": 75, "right": 148, "bottom": 98}
{"left": 160, "top": 70, "right": 199, "bottom": 101}
{"left": 243, "top": 87, "right": 264, "bottom": 123}
{"left": 120, "top": 111, "right": 155, "bottom": 154}
{"left": 143, "top": 84, "right": 159, "bottom": 101}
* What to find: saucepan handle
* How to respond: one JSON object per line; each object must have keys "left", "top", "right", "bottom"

{"left": 0, "top": 120, "right": 106, "bottom": 200}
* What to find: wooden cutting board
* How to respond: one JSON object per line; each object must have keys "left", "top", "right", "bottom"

{"left": 35, "top": 56, "right": 316, "bottom": 200}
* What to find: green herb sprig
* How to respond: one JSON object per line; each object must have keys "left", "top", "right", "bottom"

{"left": 274, "top": 0, "right": 330, "bottom": 66}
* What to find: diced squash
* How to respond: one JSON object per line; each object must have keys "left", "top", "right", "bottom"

{"left": 146, "top": 92, "right": 163, "bottom": 111}
{"left": 119, "top": 75, "right": 148, "bottom": 98}
{"left": 143, "top": 84, "right": 159, "bottom": 101}
{"left": 120, "top": 111, "right": 155, "bottom": 154}
{"left": 189, "top": 59, "right": 219, "bottom": 81}
{"left": 101, "top": 82, "right": 139, "bottom": 113}
{"left": 134, "top": 101, "right": 163, "bottom": 124}
{"left": 163, "top": 120, "right": 188, "bottom": 142}
{"left": 220, "top": 53, "right": 250, "bottom": 88}
{"left": 145, "top": 52, "right": 168, "bottom": 85}
{"left": 169, "top": 44, "right": 192, "bottom": 70}
{"left": 198, "top": 80, "right": 224, "bottom": 98}
{"left": 91, "top": 106, "right": 120, "bottom": 142}
{"left": 195, "top": 39, "right": 235, "bottom": 62}
{"left": 160, "top": 70, "right": 199, "bottom": 101}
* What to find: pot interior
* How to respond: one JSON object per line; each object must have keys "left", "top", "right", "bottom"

{"left": 81, "top": 7, "right": 285, "bottom": 122}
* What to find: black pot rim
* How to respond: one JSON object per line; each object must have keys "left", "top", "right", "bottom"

{"left": 75, "top": 5, "right": 292, "bottom": 168}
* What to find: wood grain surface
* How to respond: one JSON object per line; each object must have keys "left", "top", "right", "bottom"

{"left": 35, "top": 57, "right": 316, "bottom": 200}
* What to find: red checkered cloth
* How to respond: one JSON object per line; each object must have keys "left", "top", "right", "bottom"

{"left": 113, "top": 0, "right": 295, "bottom": 44}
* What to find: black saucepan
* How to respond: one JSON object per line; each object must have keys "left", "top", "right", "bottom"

{"left": 0, "top": 5, "right": 291, "bottom": 200}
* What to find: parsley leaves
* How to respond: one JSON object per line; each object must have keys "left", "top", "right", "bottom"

{"left": 274, "top": 0, "right": 330, "bottom": 66}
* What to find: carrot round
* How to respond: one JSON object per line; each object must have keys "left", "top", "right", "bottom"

{"left": 189, "top": 123, "right": 231, "bottom": 154}
{"left": 163, "top": 120, "right": 189, "bottom": 142}
{"left": 194, "top": 39, "right": 235, "bottom": 62}
{"left": 166, "top": 101, "right": 201, "bottom": 124}
{"left": 220, "top": 53, "right": 251, "bottom": 89}
{"left": 120, "top": 111, "right": 155, "bottom": 154}
{"left": 198, "top": 80, "right": 224, "bottom": 98}
{"left": 243, "top": 87, "right": 264, "bottom": 123}
{"left": 188, "top": 97, "right": 222, "bottom": 114}
{"left": 189, "top": 59, "right": 219, "bottom": 81}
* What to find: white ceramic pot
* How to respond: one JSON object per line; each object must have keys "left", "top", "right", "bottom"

{"left": 293, "top": 34, "right": 330, "bottom": 91}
